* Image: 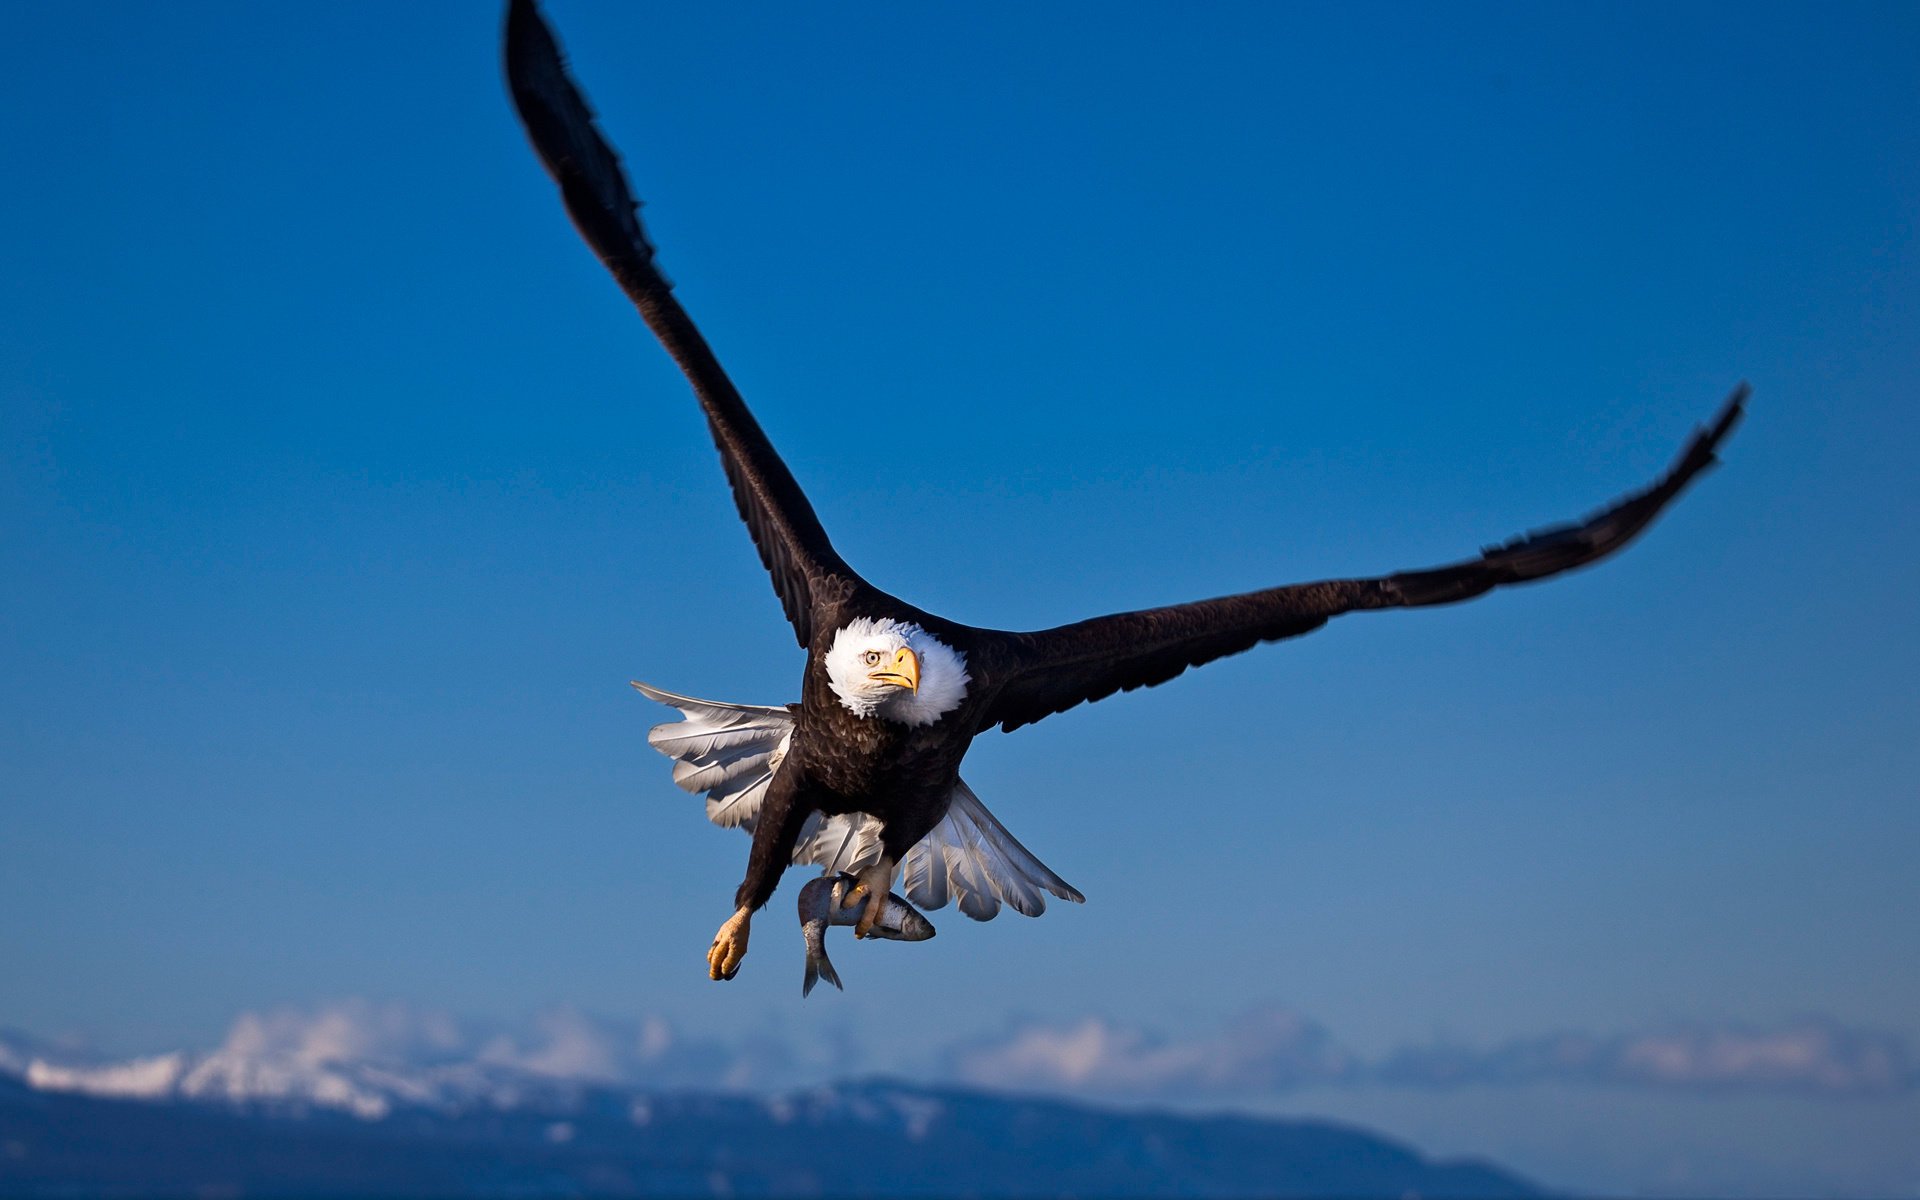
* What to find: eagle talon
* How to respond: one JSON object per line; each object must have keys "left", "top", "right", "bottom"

{"left": 707, "top": 907, "right": 751, "bottom": 980}
{"left": 847, "top": 858, "right": 895, "bottom": 940}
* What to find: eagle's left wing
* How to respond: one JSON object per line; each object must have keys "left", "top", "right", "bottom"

{"left": 978, "top": 386, "right": 1746, "bottom": 734}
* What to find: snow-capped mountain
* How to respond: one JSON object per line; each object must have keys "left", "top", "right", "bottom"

{"left": 0, "top": 1008, "right": 1544, "bottom": 1198}
{"left": 18, "top": 1044, "right": 546, "bottom": 1120}
{"left": 0, "top": 1029, "right": 100, "bottom": 1076}
{"left": 1, "top": 1003, "right": 750, "bottom": 1120}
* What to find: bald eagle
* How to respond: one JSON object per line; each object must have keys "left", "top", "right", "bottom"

{"left": 504, "top": 0, "right": 1745, "bottom": 981}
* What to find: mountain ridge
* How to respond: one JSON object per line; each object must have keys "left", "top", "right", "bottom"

{"left": 0, "top": 1032, "right": 1542, "bottom": 1198}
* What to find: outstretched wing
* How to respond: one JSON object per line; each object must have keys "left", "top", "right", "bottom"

{"left": 980, "top": 386, "right": 1747, "bottom": 733}
{"left": 636, "top": 684, "right": 1080, "bottom": 918}
{"left": 507, "top": 1, "right": 854, "bottom": 645}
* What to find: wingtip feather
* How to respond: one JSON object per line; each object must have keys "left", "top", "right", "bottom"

{"left": 1706, "top": 381, "right": 1749, "bottom": 449}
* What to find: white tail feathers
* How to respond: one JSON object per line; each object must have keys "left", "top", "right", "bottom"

{"left": 901, "top": 781, "right": 1083, "bottom": 920}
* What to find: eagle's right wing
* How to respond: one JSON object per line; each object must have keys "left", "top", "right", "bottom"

{"left": 508, "top": 1, "right": 856, "bottom": 646}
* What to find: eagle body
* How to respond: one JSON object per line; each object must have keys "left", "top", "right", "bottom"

{"left": 768, "top": 683, "right": 968, "bottom": 897}
{"left": 505, "top": 0, "right": 1747, "bottom": 983}
{"left": 744, "top": 611, "right": 989, "bottom": 907}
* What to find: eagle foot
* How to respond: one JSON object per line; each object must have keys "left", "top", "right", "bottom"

{"left": 842, "top": 857, "right": 897, "bottom": 939}
{"left": 707, "top": 907, "right": 751, "bottom": 980}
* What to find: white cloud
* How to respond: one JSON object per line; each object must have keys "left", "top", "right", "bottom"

{"left": 946, "top": 1006, "right": 1355, "bottom": 1097}
{"left": 469, "top": 1006, "right": 811, "bottom": 1091}
{"left": 1611, "top": 1023, "right": 1910, "bottom": 1093}
{"left": 1363, "top": 1019, "right": 1915, "bottom": 1097}
{"left": 216, "top": 999, "right": 465, "bottom": 1069}
{"left": 950, "top": 1011, "right": 1917, "bottom": 1101}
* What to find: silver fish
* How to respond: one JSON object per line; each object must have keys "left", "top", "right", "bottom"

{"left": 797, "top": 873, "right": 935, "bottom": 996}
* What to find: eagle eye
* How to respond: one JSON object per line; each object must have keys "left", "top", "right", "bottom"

{"left": 863, "top": 650, "right": 883, "bottom": 666}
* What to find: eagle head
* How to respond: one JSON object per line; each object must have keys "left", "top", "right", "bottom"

{"left": 824, "top": 617, "right": 969, "bottom": 727}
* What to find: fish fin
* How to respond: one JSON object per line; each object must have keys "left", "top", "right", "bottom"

{"left": 803, "top": 951, "right": 842, "bottom": 997}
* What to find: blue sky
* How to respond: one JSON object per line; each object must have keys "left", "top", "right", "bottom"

{"left": 3, "top": 2, "right": 1917, "bottom": 1194}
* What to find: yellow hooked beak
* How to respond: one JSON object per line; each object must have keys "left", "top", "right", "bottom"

{"left": 869, "top": 646, "right": 919, "bottom": 692}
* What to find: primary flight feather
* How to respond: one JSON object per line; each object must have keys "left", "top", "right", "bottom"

{"left": 504, "top": 0, "right": 1745, "bottom": 983}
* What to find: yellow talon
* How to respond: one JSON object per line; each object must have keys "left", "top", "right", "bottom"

{"left": 707, "top": 907, "right": 751, "bottom": 980}
{"left": 847, "top": 857, "right": 896, "bottom": 939}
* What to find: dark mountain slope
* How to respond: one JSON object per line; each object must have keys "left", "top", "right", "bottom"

{"left": 0, "top": 1075, "right": 1538, "bottom": 1198}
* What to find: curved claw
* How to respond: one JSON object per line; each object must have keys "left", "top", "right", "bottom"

{"left": 840, "top": 881, "right": 869, "bottom": 912}
{"left": 853, "top": 889, "right": 886, "bottom": 939}
{"left": 707, "top": 908, "right": 750, "bottom": 980}
{"left": 845, "top": 858, "right": 896, "bottom": 939}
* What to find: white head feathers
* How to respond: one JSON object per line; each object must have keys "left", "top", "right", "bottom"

{"left": 824, "top": 617, "right": 969, "bottom": 727}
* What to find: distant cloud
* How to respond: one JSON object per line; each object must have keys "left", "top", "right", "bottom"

{"left": 945, "top": 1006, "right": 1354, "bottom": 1097}
{"left": 219, "top": 999, "right": 466, "bottom": 1069}
{"left": 945, "top": 1010, "right": 1917, "bottom": 1101}
{"left": 238, "top": 1000, "right": 842, "bottom": 1093}
{"left": 472, "top": 1006, "right": 811, "bottom": 1090}
{"left": 1375, "top": 1020, "right": 1915, "bottom": 1097}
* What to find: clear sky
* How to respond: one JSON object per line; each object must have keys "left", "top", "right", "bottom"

{"left": 3, "top": 2, "right": 1917, "bottom": 1194}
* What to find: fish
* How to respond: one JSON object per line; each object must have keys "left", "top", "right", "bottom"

{"left": 797, "top": 873, "right": 936, "bottom": 996}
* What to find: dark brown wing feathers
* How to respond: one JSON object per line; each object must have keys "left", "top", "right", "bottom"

{"left": 504, "top": 0, "right": 850, "bottom": 646}
{"left": 508, "top": 0, "right": 1744, "bottom": 733}
{"left": 982, "top": 385, "right": 1747, "bottom": 733}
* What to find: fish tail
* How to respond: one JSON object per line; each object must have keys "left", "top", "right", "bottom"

{"left": 803, "top": 948, "right": 843, "bottom": 997}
